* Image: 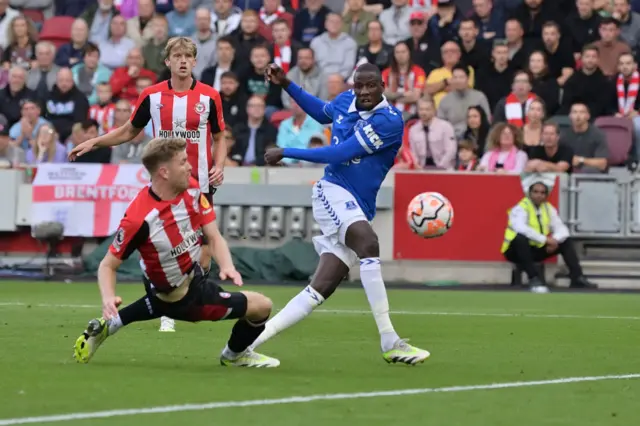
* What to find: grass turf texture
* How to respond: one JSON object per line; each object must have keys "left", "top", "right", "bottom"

{"left": 1, "top": 281, "right": 639, "bottom": 425}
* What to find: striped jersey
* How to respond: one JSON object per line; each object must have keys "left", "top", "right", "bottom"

{"left": 109, "top": 178, "right": 216, "bottom": 292}
{"left": 130, "top": 79, "right": 225, "bottom": 193}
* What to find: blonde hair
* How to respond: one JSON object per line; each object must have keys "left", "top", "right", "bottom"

{"left": 142, "top": 137, "right": 187, "bottom": 174}
{"left": 33, "top": 124, "right": 57, "bottom": 163}
{"left": 163, "top": 37, "right": 197, "bottom": 61}
{"left": 486, "top": 122, "right": 523, "bottom": 150}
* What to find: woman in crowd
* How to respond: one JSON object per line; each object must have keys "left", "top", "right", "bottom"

{"left": 478, "top": 122, "right": 528, "bottom": 173}
{"left": 2, "top": 15, "right": 38, "bottom": 70}
{"left": 460, "top": 105, "right": 490, "bottom": 157}
{"left": 527, "top": 51, "right": 560, "bottom": 116}
{"left": 522, "top": 97, "right": 546, "bottom": 156}
{"left": 26, "top": 124, "right": 67, "bottom": 164}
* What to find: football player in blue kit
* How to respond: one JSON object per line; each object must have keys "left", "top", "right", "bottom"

{"left": 254, "top": 63, "right": 431, "bottom": 365}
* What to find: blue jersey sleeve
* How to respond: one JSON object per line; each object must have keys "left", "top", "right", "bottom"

{"left": 284, "top": 82, "right": 334, "bottom": 125}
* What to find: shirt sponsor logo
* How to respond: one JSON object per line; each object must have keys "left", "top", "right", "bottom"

{"left": 362, "top": 124, "right": 383, "bottom": 150}
{"left": 169, "top": 231, "right": 199, "bottom": 257}
{"left": 158, "top": 129, "right": 201, "bottom": 139}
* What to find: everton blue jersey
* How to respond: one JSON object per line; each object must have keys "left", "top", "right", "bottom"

{"left": 320, "top": 90, "right": 404, "bottom": 220}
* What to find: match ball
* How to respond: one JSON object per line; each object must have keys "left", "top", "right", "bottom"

{"left": 406, "top": 192, "right": 454, "bottom": 238}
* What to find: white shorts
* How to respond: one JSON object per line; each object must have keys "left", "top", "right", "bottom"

{"left": 311, "top": 180, "right": 367, "bottom": 268}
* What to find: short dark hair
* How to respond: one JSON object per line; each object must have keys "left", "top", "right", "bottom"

{"left": 619, "top": 52, "right": 636, "bottom": 63}
{"left": 272, "top": 18, "right": 290, "bottom": 29}
{"left": 542, "top": 21, "right": 561, "bottom": 33}
{"left": 600, "top": 17, "right": 621, "bottom": 27}
{"left": 217, "top": 35, "right": 236, "bottom": 48}
{"left": 81, "top": 119, "right": 99, "bottom": 131}
{"left": 582, "top": 43, "right": 599, "bottom": 55}
{"left": 459, "top": 17, "right": 477, "bottom": 28}
{"left": 542, "top": 120, "right": 559, "bottom": 134}
{"left": 220, "top": 71, "right": 238, "bottom": 81}
{"left": 355, "top": 62, "right": 382, "bottom": 79}
{"left": 367, "top": 20, "right": 383, "bottom": 32}
{"left": 452, "top": 64, "right": 469, "bottom": 76}
{"left": 84, "top": 42, "right": 100, "bottom": 56}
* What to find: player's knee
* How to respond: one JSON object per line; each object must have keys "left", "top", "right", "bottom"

{"left": 354, "top": 234, "right": 380, "bottom": 259}
{"left": 242, "top": 291, "right": 273, "bottom": 320}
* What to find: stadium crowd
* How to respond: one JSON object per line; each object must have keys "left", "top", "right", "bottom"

{"left": 0, "top": 0, "right": 639, "bottom": 173}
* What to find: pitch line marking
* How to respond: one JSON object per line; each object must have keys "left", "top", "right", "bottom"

{"left": 0, "top": 373, "right": 638, "bottom": 425}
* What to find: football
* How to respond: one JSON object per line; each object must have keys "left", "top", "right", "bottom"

{"left": 406, "top": 192, "right": 454, "bottom": 238}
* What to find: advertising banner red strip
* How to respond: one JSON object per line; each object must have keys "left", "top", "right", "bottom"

{"left": 393, "top": 172, "right": 559, "bottom": 261}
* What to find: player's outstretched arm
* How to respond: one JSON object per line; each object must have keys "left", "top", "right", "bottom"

{"left": 271, "top": 133, "right": 369, "bottom": 164}
{"left": 68, "top": 122, "right": 143, "bottom": 160}
{"left": 97, "top": 252, "right": 124, "bottom": 320}
{"left": 202, "top": 220, "right": 243, "bottom": 286}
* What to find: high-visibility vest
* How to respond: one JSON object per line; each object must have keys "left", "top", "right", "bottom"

{"left": 500, "top": 197, "right": 551, "bottom": 253}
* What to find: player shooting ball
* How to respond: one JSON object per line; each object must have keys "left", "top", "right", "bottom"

{"left": 256, "top": 63, "right": 431, "bottom": 365}
{"left": 69, "top": 37, "right": 227, "bottom": 332}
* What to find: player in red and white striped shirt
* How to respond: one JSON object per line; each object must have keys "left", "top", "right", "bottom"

{"left": 69, "top": 37, "right": 227, "bottom": 332}
{"left": 72, "top": 137, "right": 279, "bottom": 368}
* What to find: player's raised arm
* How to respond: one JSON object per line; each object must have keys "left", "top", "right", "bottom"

{"left": 265, "top": 64, "right": 333, "bottom": 125}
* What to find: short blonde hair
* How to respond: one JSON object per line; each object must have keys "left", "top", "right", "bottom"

{"left": 163, "top": 37, "right": 198, "bottom": 61}
{"left": 142, "top": 137, "right": 187, "bottom": 174}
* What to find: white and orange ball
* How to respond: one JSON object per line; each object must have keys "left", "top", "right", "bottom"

{"left": 406, "top": 192, "right": 454, "bottom": 238}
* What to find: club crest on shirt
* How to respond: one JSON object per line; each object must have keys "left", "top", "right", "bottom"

{"left": 345, "top": 201, "right": 358, "bottom": 210}
{"left": 354, "top": 119, "right": 367, "bottom": 131}
{"left": 113, "top": 228, "right": 125, "bottom": 251}
{"left": 194, "top": 102, "right": 207, "bottom": 115}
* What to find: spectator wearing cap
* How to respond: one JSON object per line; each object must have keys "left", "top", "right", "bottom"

{"left": 282, "top": 48, "right": 327, "bottom": 109}
{"left": 26, "top": 42, "right": 61, "bottom": 103}
{"left": 98, "top": 15, "right": 137, "bottom": 70}
{"left": 0, "top": 66, "right": 36, "bottom": 127}
{"left": 408, "top": 98, "right": 457, "bottom": 170}
{"left": 220, "top": 71, "right": 248, "bottom": 128}
{"left": 379, "top": 0, "right": 413, "bottom": 46}
{"left": 55, "top": 19, "right": 90, "bottom": 68}
{"left": 428, "top": 0, "right": 464, "bottom": 45}
{"left": 276, "top": 99, "right": 324, "bottom": 165}
{"left": 44, "top": 68, "right": 90, "bottom": 142}
{"left": 193, "top": 8, "right": 218, "bottom": 80}
{"left": 72, "top": 43, "right": 113, "bottom": 106}
{"left": 82, "top": 0, "right": 119, "bottom": 45}
{"left": 126, "top": 0, "right": 155, "bottom": 48}
{"left": 593, "top": 17, "right": 632, "bottom": 77}
{"left": 25, "top": 123, "right": 67, "bottom": 164}
{"left": 293, "top": 0, "right": 331, "bottom": 46}
{"left": 109, "top": 47, "right": 156, "bottom": 103}
{"left": 470, "top": 0, "right": 505, "bottom": 40}
{"left": 9, "top": 98, "right": 49, "bottom": 150}
{"left": 403, "top": 11, "right": 440, "bottom": 75}
{"left": 355, "top": 21, "right": 394, "bottom": 71}
{"left": 311, "top": 13, "right": 357, "bottom": 79}
{"left": 167, "top": 0, "right": 196, "bottom": 37}
{"left": 342, "top": 0, "right": 376, "bottom": 46}
{"left": 0, "top": 123, "right": 24, "bottom": 168}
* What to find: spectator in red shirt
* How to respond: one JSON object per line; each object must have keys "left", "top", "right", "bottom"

{"left": 109, "top": 47, "right": 156, "bottom": 103}
{"left": 382, "top": 41, "right": 426, "bottom": 119}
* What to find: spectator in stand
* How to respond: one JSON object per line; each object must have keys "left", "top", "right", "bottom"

{"left": 408, "top": 98, "right": 457, "bottom": 170}
{"left": 459, "top": 18, "right": 490, "bottom": 73}
{"left": 566, "top": 0, "right": 602, "bottom": 61}
{"left": 276, "top": 99, "right": 324, "bottom": 165}
{"left": 260, "top": 0, "right": 287, "bottom": 25}
{"left": 111, "top": 128, "right": 151, "bottom": 163}
{"left": 470, "top": 0, "right": 506, "bottom": 40}
{"left": 510, "top": 0, "right": 561, "bottom": 40}
{"left": 72, "top": 43, "right": 112, "bottom": 106}
{"left": 403, "top": 11, "right": 440, "bottom": 75}
{"left": 527, "top": 50, "right": 560, "bottom": 115}
{"left": 0, "top": 2, "right": 20, "bottom": 50}
{"left": 326, "top": 73, "right": 345, "bottom": 100}
{"left": 478, "top": 122, "right": 528, "bottom": 172}
{"left": 561, "top": 44, "right": 615, "bottom": 118}
{"left": 525, "top": 121, "right": 574, "bottom": 172}
{"left": 220, "top": 71, "right": 248, "bottom": 128}
{"left": 9, "top": 98, "right": 49, "bottom": 150}
{"left": 311, "top": 13, "right": 357, "bottom": 79}
{"left": 425, "top": 41, "right": 475, "bottom": 107}
{"left": 299, "top": 134, "right": 329, "bottom": 167}
{"left": 379, "top": 0, "right": 414, "bottom": 46}
{"left": 428, "top": 0, "right": 464, "bottom": 45}
{"left": 2, "top": 15, "right": 37, "bottom": 71}
{"left": 193, "top": 8, "right": 218, "bottom": 80}
{"left": 476, "top": 40, "right": 514, "bottom": 111}
{"left": 455, "top": 139, "right": 479, "bottom": 170}
{"left": 73, "top": 119, "right": 112, "bottom": 163}
{"left": 382, "top": 41, "right": 426, "bottom": 119}
{"left": 83, "top": 0, "right": 119, "bottom": 45}
{"left": 0, "top": 125, "right": 24, "bottom": 167}
{"left": 201, "top": 36, "right": 244, "bottom": 91}
{"left": 25, "top": 124, "right": 67, "bottom": 164}
{"left": 561, "top": 102, "right": 609, "bottom": 172}
{"left": 540, "top": 21, "right": 575, "bottom": 87}
{"left": 229, "top": 95, "right": 278, "bottom": 166}
{"left": 493, "top": 70, "right": 536, "bottom": 128}
{"left": 126, "top": 0, "right": 156, "bottom": 47}
{"left": 342, "top": 0, "right": 376, "bottom": 46}
{"left": 155, "top": 0, "right": 175, "bottom": 14}
{"left": 271, "top": 19, "right": 302, "bottom": 73}
{"left": 504, "top": 18, "right": 533, "bottom": 71}
{"left": 109, "top": 48, "right": 156, "bottom": 103}
{"left": 613, "top": 0, "right": 640, "bottom": 55}
{"left": 234, "top": 10, "right": 267, "bottom": 61}
{"left": 246, "top": 44, "right": 283, "bottom": 116}
{"left": 294, "top": 0, "right": 331, "bottom": 46}
{"left": 437, "top": 65, "right": 491, "bottom": 138}
{"left": 461, "top": 105, "right": 490, "bottom": 155}
{"left": 614, "top": 52, "right": 640, "bottom": 155}
{"left": 593, "top": 17, "right": 631, "bottom": 77}
{"left": 98, "top": 15, "right": 136, "bottom": 70}
{"left": 26, "top": 42, "right": 61, "bottom": 103}
{"left": 88, "top": 83, "right": 116, "bottom": 134}
{"left": 222, "top": 127, "right": 237, "bottom": 167}
{"left": 55, "top": 19, "right": 89, "bottom": 68}
{"left": 142, "top": 15, "right": 169, "bottom": 75}
{"left": 0, "top": 66, "right": 36, "bottom": 126}
{"left": 212, "top": 0, "right": 242, "bottom": 35}
{"left": 104, "top": 98, "right": 131, "bottom": 134}
{"left": 360, "top": 0, "right": 392, "bottom": 15}
{"left": 521, "top": 97, "right": 546, "bottom": 154}
{"left": 282, "top": 48, "right": 327, "bottom": 109}
{"left": 167, "top": 0, "right": 196, "bottom": 37}
{"left": 355, "top": 20, "right": 394, "bottom": 71}
{"left": 44, "top": 68, "right": 90, "bottom": 142}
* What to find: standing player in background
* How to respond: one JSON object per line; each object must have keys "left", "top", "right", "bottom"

{"left": 256, "top": 63, "right": 431, "bottom": 365}
{"left": 73, "top": 137, "right": 279, "bottom": 368}
{"left": 69, "top": 37, "right": 226, "bottom": 332}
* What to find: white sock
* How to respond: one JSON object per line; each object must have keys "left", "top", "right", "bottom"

{"left": 221, "top": 344, "right": 242, "bottom": 360}
{"left": 107, "top": 314, "right": 123, "bottom": 335}
{"left": 251, "top": 285, "right": 325, "bottom": 350}
{"left": 360, "top": 257, "right": 399, "bottom": 352}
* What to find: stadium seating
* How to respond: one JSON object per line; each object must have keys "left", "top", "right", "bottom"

{"left": 39, "top": 16, "right": 74, "bottom": 48}
{"left": 22, "top": 9, "right": 44, "bottom": 26}
{"left": 270, "top": 109, "right": 293, "bottom": 128}
{"left": 549, "top": 115, "right": 572, "bottom": 134}
{"left": 594, "top": 117, "right": 634, "bottom": 166}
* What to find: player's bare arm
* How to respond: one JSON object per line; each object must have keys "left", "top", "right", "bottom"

{"left": 97, "top": 252, "right": 124, "bottom": 320}
{"left": 202, "top": 219, "right": 242, "bottom": 286}
{"left": 68, "top": 121, "right": 143, "bottom": 161}
{"left": 209, "top": 131, "right": 226, "bottom": 187}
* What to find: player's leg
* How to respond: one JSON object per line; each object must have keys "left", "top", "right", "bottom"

{"left": 74, "top": 295, "right": 160, "bottom": 363}
{"left": 250, "top": 253, "right": 349, "bottom": 350}
{"left": 345, "top": 221, "right": 431, "bottom": 365}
